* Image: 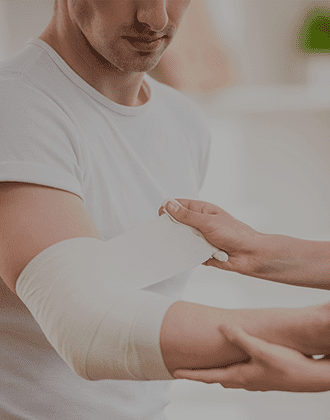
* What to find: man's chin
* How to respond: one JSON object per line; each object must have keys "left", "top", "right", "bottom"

{"left": 119, "top": 58, "right": 163, "bottom": 74}
{"left": 114, "top": 46, "right": 166, "bottom": 73}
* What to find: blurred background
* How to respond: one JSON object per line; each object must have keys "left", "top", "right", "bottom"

{"left": 1, "top": 0, "right": 330, "bottom": 418}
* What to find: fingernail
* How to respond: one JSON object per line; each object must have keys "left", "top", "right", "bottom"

{"left": 214, "top": 251, "right": 229, "bottom": 262}
{"left": 167, "top": 201, "right": 180, "bottom": 212}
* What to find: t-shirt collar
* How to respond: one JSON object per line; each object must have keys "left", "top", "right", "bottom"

{"left": 26, "top": 37, "right": 154, "bottom": 116}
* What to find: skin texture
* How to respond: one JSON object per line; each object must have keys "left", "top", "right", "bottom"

{"left": 159, "top": 198, "right": 330, "bottom": 390}
{"left": 41, "top": 0, "right": 191, "bottom": 106}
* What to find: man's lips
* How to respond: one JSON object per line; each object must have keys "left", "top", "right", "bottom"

{"left": 123, "top": 36, "right": 166, "bottom": 51}
{"left": 123, "top": 36, "right": 165, "bottom": 43}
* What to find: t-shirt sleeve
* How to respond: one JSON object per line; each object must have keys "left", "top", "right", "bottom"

{"left": 0, "top": 78, "right": 85, "bottom": 201}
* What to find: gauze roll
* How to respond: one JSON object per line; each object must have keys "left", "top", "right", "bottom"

{"left": 16, "top": 213, "right": 222, "bottom": 381}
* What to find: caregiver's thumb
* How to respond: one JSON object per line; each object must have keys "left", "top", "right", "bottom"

{"left": 164, "top": 200, "right": 207, "bottom": 230}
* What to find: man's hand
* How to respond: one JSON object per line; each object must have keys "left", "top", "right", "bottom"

{"left": 173, "top": 325, "right": 330, "bottom": 393}
{"left": 159, "top": 198, "right": 264, "bottom": 276}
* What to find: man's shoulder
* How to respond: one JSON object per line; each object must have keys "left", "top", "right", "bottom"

{"left": 0, "top": 41, "right": 42, "bottom": 80}
{"left": 0, "top": 41, "right": 66, "bottom": 105}
{"left": 0, "top": 51, "right": 70, "bottom": 147}
{"left": 0, "top": 45, "right": 66, "bottom": 118}
{"left": 0, "top": 69, "right": 52, "bottom": 116}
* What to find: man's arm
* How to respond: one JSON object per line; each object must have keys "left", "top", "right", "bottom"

{"left": 0, "top": 182, "right": 242, "bottom": 378}
{"left": 173, "top": 325, "right": 330, "bottom": 392}
{"left": 0, "top": 182, "right": 105, "bottom": 294}
{"left": 160, "top": 300, "right": 330, "bottom": 376}
{"left": 1, "top": 183, "right": 328, "bottom": 379}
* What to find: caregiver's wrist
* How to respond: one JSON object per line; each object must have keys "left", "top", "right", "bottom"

{"left": 249, "top": 233, "right": 297, "bottom": 281}
{"left": 229, "top": 230, "right": 273, "bottom": 279}
{"left": 246, "top": 233, "right": 330, "bottom": 290}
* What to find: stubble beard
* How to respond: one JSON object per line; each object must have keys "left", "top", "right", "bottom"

{"left": 108, "top": 43, "right": 166, "bottom": 74}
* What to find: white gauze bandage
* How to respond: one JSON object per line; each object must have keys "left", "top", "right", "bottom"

{"left": 16, "top": 203, "right": 227, "bottom": 382}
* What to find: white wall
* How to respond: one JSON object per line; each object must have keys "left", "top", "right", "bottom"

{"left": 0, "top": 0, "right": 53, "bottom": 61}
{"left": 206, "top": 0, "right": 329, "bottom": 86}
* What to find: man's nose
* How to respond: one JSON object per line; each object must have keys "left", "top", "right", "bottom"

{"left": 137, "top": 0, "right": 169, "bottom": 32}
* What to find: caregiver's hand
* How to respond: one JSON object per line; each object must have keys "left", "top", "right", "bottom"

{"left": 159, "top": 199, "right": 264, "bottom": 276}
{"left": 159, "top": 199, "right": 330, "bottom": 289}
{"left": 173, "top": 326, "right": 330, "bottom": 392}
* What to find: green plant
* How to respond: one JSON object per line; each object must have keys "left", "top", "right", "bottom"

{"left": 297, "top": 6, "right": 330, "bottom": 54}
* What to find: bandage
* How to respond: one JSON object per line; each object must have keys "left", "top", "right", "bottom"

{"left": 162, "top": 198, "right": 228, "bottom": 263}
{"left": 16, "top": 211, "right": 225, "bottom": 382}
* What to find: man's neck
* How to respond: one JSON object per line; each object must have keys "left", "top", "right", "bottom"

{"left": 39, "top": 18, "right": 148, "bottom": 107}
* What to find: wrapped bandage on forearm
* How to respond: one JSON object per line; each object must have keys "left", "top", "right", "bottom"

{"left": 16, "top": 210, "right": 226, "bottom": 381}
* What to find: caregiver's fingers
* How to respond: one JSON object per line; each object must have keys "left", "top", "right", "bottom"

{"left": 161, "top": 199, "right": 218, "bottom": 233}
{"left": 166, "top": 198, "right": 217, "bottom": 213}
{"left": 202, "top": 257, "right": 232, "bottom": 270}
{"left": 219, "top": 325, "right": 278, "bottom": 361}
{"left": 173, "top": 363, "right": 261, "bottom": 389}
{"left": 221, "top": 325, "right": 310, "bottom": 364}
{"left": 159, "top": 198, "right": 222, "bottom": 217}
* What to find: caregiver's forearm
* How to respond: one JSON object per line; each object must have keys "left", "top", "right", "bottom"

{"left": 160, "top": 300, "right": 330, "bottom": 376}
{"left": 252, "top": 234, "right": 330, "bottom": 289}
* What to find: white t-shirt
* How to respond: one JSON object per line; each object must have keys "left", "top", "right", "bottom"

{"left": 0, "top": 38, "right": 211, "bottom": 420}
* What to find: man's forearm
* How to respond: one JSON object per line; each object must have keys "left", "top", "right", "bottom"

{"left": 160, "top": 301, "right": 248, "bottom": 375}
{"left": 253, "top": 234, "right": 330, "bottom": 289}
{"left": 160, "top": 300, "right": 330, "bottom": 375}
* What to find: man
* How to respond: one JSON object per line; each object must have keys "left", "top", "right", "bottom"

{"left": 0, "top": 1, "right": 329, "bottom": 419}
